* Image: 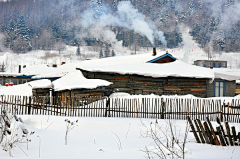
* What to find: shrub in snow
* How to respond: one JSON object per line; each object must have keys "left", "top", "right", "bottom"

{"left": 141, "top": 119, "right": 190, "bottom": 159}
{"left": 64, "top": 119, "right": 78, "bottom": 145}
{"left": 0, "top": 110, "right": 35, "bottom": 157}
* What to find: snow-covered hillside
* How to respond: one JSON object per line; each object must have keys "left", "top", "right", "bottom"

{"left": 1, "top": 30, "right": 240, "bottom": 73}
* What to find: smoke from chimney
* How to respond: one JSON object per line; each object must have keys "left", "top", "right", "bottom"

{"left": 80, "top": 1, "right": 167, "bottom": 52}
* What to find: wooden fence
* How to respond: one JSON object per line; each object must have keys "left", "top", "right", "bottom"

{"left": 0, "top": 95, "right": 240, "bottom": 123}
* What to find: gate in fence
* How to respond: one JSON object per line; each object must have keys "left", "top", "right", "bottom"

{"left": 0, "top": 95, "right": 240, "bottom": 123}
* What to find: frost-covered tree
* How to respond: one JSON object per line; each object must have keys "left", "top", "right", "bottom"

{"left": 13, "top": 15, "right": 32, "bottom": 53}
{"left": 54, "top": 40, "right": 66, "bottom": 54}
{"left": 104, "top": 44, "right": 110, "bottom": 57}
{"left": 0, "top": 62, "right": 6, "bottom": 72}
{"left": 111, "top": 49, "right": 115, "bottom": 57}
{"left": 76, "top": 44, "right": 81, "bottom": 56}
{"left": 99, "top": 48, "right": 103, "bottom": 58}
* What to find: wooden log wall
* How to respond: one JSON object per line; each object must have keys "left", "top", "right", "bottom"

{"left": 236, "top": 84, "right": 240, "bottom": 94}
{"left": 80, "top": 69, "right": 208, "bottom": 98}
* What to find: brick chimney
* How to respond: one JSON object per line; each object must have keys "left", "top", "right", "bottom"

{"left": 18, "top": 65, "right": 21, "bottom": 73}
{"left": 152, "top": 48, "right": 156, "bottom": 56}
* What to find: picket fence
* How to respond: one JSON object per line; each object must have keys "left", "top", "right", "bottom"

{"left": 0, "top": 95, "right": 240, "bottom": 123}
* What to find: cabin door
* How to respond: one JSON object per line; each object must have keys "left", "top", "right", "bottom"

{"left": 214, "top": 81, "right": 225, "bottom": 97}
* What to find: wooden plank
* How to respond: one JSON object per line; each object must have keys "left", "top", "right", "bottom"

{"left": 236, "top": 89, "right": 240, "bottom": 94}
{"left": 164, "top": 88, "right": 181, "bottom": 91}
{"left": 203, "top": 122, "right": 216, "bottom": 145}
{"left": 216, "top": 126, "right": 226, "bottom": 146}
{"left": 206, "top": 117, "right": 220, "bottom": 145}
{"left": 190, "top": 89, "right": 206, "bottom": 92}
{"left": 238, "top": 132, "right": 240, "bottom": 146}
{"left": 225, "top": 122, "right": 233, "bottom": 146}
{"left": 114, "top": 77, "right": 131, "bottom": 80}
{"left": 231, "top": 126, "right": 237, "bottom": 145}
{"left": 194, "top": 120, "right": 205, "bottom": 143}
{"left": 24, "top": 96, "right": 28, "bottom": 115}
{"left": 187, "top": 116, "right": 201, "bottom": 143}
{"left": 196, "top": 119, "right": 210, "bottom": 144}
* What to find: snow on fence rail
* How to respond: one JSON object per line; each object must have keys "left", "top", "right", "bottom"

{"left": 0, "top": 95, "right": 240, "bottom": 123}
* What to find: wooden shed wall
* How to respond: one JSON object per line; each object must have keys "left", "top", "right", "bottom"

{"left": 80, "top": 70, "right": 209, "bottom": 98}
{"left": 55, "top": 89, "right": 104, "bottom": 99}
{"left": 32, "top": 88, "right": 50, "bottom": 97}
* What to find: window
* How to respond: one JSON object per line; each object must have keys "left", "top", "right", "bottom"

{"left": 6, "top": 79, "right": 18, "bottom": 85}
{"left": 203, "top": 63, "right": 206, "bottom": 67}
{"left": 0, "top": 79, "right": 2, "bottom": 86}
{"left": 215, "top": 81, "right": 225, "bottom": 97}
{"left": 218, "top": 63, "right": 221, "bottom": 68}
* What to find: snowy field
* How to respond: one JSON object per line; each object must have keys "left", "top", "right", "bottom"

{"left": 0, "top": 115, "right": 240, "bottom": 159}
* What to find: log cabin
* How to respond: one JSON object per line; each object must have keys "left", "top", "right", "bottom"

{"left": 76, "top": 49, "right": 239, "bottom": 98}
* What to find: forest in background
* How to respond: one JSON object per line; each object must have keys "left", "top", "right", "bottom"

{"left": 0, "top": 0, "right": 239, "bottom": 54}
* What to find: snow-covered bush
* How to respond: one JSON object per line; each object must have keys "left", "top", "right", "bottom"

{"left": 0, "top": 110, "right": 35, "bottom": 157}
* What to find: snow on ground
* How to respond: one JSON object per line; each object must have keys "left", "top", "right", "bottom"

{"left": 0, "top": 115, "right": 240, "bottom": 159}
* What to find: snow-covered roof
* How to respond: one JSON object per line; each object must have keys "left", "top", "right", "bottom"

{"left": 0, "top": 83, "right": 32, "bottom": 96}
{"left": 22, "top": 64, "right": 56, "bottom": 76}
{"left": 52, "top": 71, "right": 112, "bottom": 91}
{"left": 28, "top": 79, "right": 52, "bottom": 89}
{"left": 0, "top": 72, "right": 26, "bottom": 77}
{"left": 31, "top": 62, "right": 80, "bottom": 79}
{"left": 76, "top": 52, "right": 215, "bottom": 79}
{"left": 213, "top": 68, "right": 240, "bottom": 81}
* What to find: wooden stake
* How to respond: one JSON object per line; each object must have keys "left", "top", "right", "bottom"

{"left": 196, "top": 119, "right": 210, "bottom": 144}
{"left": 225, "top": 122, "right": 233, "bottom": 146}
{"left": 194, "top": 119, "right": 205, "bottom": 143}
{"left": 231, "top": 126, "right": 237, "bottom": 145}
{"left": 187, "top": 116, "right": 201, "bottom": 143}
{"left": 203, "top": 122, "right": 216, "bottom": 145}
{"left": 216, "top": 126, "right": 226, "bottom": 146}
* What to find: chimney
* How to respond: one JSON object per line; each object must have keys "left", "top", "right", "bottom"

{"left": 18, "top": 65, "right": 21, "bottom": 73}
{"left": 152, "top": 48, "right": 156, "bottom": 56}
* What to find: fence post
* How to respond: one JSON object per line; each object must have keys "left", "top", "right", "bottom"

{"left": 161, "top": 98, "right": 165, "bottom": 119}
{"left": 105, "top": 97, "right": 110, "bottom": 117}
{"left": 220, "top": 102, "right": 224, "bottom": 122}
{"left": 28, "top": 96, "right": 32, "bottom": 115}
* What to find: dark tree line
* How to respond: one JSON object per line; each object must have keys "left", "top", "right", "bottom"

{"left": 0, "top": 0, "right": 239, "bottom": 53}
